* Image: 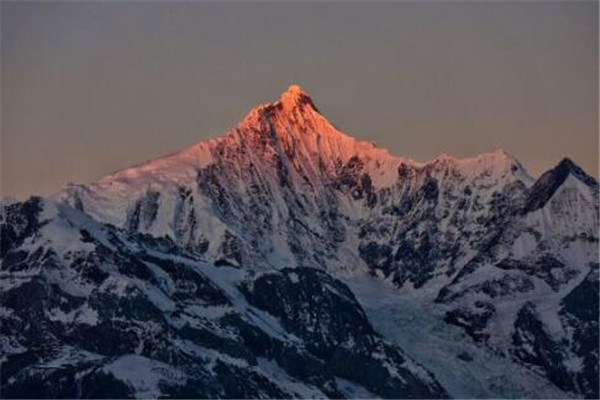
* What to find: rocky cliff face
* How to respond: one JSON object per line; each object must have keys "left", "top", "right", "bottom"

{"left": 3, "top": 85, "right": 599, "bottom": 398}
{"left": 0, "top": 198, "right": 447, "bottom": 398}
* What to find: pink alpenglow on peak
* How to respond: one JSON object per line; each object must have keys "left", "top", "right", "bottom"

{"left": 282, "top": 84, "right": 308, "bottom": 101}
{"left": 275, "top": 84, "right": 316, "bottom": 115}
{"left": 58, "top": 84, "right": 534, "bottom": 213}
{"left": 279, "top": 84, "right": 314, "bottom": 109}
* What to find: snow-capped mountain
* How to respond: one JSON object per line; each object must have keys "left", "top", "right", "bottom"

{"left": 2, "top": 85, "right": 598, "bottom": 398}
{"left": 57, "top": 85, "right": 534, "bottom": 280}
{"left": 0, "top": 197, "right": 447, "bottom": 398}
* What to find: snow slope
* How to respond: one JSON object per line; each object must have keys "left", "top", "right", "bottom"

{"left": 1, "top": 197, "right": 447, "bottom": 398}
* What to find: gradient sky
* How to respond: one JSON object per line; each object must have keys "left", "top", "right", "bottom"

{"left": 2, "top": 1, "right": 598, "bottom": 199}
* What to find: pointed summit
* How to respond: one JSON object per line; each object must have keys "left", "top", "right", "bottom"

{"left": 524, "top": 157, "right": 598, "bottom": 213}
{"left": 556, "top": 158, "right": 581, "bottom": 175}
{"left": 546, "top": 158, "right": 597, "bottom": 188}
{"left": 279, "top": 84, "right": 318, "bottom": 113}
{"left": 279, "top": 84, "right": 317, "bottom": 111}
{"left": 554, "top": 157, "right": 598, "bottom": 187}
{"left": 238, "top": 84, "right": 319, "bottom": 129}
{"left": 282, "top": 84, "right": 307, "bottom": 100}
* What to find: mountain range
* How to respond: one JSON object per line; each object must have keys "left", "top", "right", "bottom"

{"left": 1, "top": 85, "right": 598, "bottom": 398}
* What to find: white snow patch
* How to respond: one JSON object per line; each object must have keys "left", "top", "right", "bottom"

{"left": 339, "top": 272, "right": 572, "bottom": 399}
{"left": 102, "top": 354, "right": 186, "bottom": 399}
{"left": 288, "top": 272, "right": 300, "bottom": 283}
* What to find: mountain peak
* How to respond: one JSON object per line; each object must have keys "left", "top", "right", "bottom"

{"left": 238, "top": 84, "right": 318, "bottom": 128}
{"left": 556, "top": 157, "right": 578, "bottom": 173}
{"left": 554, "top": 157, "right": 598, "bottom": 187}
{"left": 282, "top": 84, "right": 307, "bottom": 99}
{"left": 279, "top": 84, "right": 317, "bottom": 113}
{"left": 524, "top": 157, "right": 597, "bottom": 213}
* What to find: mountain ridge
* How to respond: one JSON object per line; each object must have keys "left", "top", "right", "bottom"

{"left": 64, "top": 85, "right": 544, "bottom": 193}
{"left": 54, "top": 85, "right": 597, "bottom": 281}
{"left": 3, "top": 85, "right": 598, "bottom": 398}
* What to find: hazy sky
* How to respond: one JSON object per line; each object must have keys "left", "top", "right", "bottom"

{"left": 2, "top": 1, "right": 598, "bottom": 199}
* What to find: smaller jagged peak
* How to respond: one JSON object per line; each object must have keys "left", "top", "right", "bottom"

{"left": 556, "top": 157, "right": 579, "bottom": 174}
{"left": 475, "top": 148, "right": 514, "bottom": 162}
{"left": 524, "top": 157, "right": 597, "bottom": 213}
{"left": 426, "top": 148, "right": 532, "bottom": 184}
{"left": 476, "top": 148, "right": 522, "bottom": 167}
{"left": 432, "top": 153, "right": 455, "bottom": 164}
{"left": 431, "top": 148, "right": 520, "bottom": 169}
{"left": 433, "top": 148, "right": 514, "bottom": 164}
{"left": 548, "top": 157, "right": 597, "bottom": 188}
